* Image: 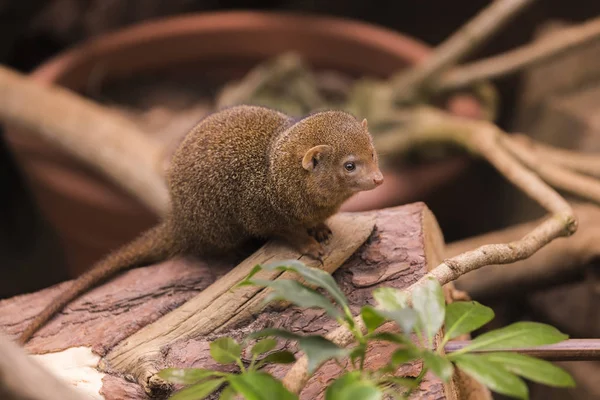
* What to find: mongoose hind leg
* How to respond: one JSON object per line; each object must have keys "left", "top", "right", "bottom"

{"left": 308, "top": 222, "right": 332, "bottom": 244}
{"left": 278, "top": 228, "right": 326, "bottom": 261}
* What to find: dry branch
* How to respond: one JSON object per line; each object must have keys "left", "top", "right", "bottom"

{"left": 445, "top": 339, "right": 600, "bottom": 362}
{"left": 0, "top": 65, "right": 168, "bottom": 215}
{"left": 438, "top": 16, "right": 600, "bottom": 92}
{"left": 502, "top": 136, "right": 600, "bottom": 204}
{"left": 449, "top": 202, "right": 600, "bottom": 299}
{"left": 0, "top": 333, "right": 86, "bottom": 400}
{"left": 509, "top": 134, "right": 600, "bottom": 178}
{"left": 391, "top": 0, "right": 536, "bottom": 102}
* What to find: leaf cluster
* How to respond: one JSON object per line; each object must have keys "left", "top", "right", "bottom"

{"left": 159, "top": 260, "right": 575, "bottom": 400}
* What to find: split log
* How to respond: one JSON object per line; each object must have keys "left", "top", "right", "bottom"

{"left": 0, "top": 204, "right": 489, "bottom": 399}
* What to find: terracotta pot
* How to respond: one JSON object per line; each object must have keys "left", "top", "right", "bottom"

{"left": 3, "top": 11, "right": 480, "bottom": 276}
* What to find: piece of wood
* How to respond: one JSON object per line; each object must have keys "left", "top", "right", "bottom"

{"left": 0, "top": 204, "right": 487, "bottom": 399}
{"left": 0, "top": 332, "right": 87, "bottom": 400}
{"left": 450, "top": 202, "right": 600, "bottom": 299}
{"left": 103, "top": 212, "right": 376, "bottom": 394}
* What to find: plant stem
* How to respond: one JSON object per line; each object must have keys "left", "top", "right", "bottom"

{"left": 236, "top": 359, "right": 246, "bottom": 373}
{"left": 403, "top": 366, "right": 428, "bottom": 398}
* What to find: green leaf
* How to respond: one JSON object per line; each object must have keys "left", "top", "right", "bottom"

{"left": 210, "top": 337, "right": 241, "bottom": 364}
{"left": 366, "top": 332, "right": 411, "bottom": 345}
{"left": 380, "top": 376, "right": 418, "bottom": 389}
{"left": 219, "top": 385, "right": 236, "bottom": 400}
{"left": 260, "top": 351, "right": 296, "bottom": 365}
{"left": 373, "top": 287, "right": 409, "bottom": 311}
{"left": 455, "top": 322, "right": 569, "bottom": 354}
{"left": 454, "top": 354, "right": 528, "bottom": 399}
{"left": 158, "top": 368, "right": 223, "bottom": 385}
{"left": 480, "top": 353, "right": 575, "bottom": 388}
{"left": 259, "top": 260, "right": 349, "bottom": 310}
{"left": 250, "top": 328, "right": 300, "bottom": 341}
{"left": 251, "top": 339, "right": 278, "bottom": 356}
{"left": 444, "top": 301, "right": 494, "bottom": 340}
{"left": 412, "top": 277, "right": 445, "bottom": 345}
{"left": 390, "top": 348, "right": 420, "bottom": 366}
{"left": 361, "top": 306, "right": 386, "bottom": 333}
{"left": 325, "top": 372, "right": 383, "bottom": 400}
{"left": 422, "top": 351, "right": 454, "bottom": 382}
{"left": 237, "top": 265, "right": 264, "bottom": 287}
{"left": 325, "top": 371, "right": 361, "bottom": 399}
{"left": 251, "top": 328, "right": 348, "bottom": 373}
{"left": 228, "top": 371, "right": 298, "bottom": 400}
{"left": 253, "top": 278, "right": 341, "bottom": 319}
{"left": 349, "top": 344, "right": 366, "bottom": 366}
{"left": 169, "top": 378, "right": 225, "bottom": 400}
{"left": 300, "top": 335, "right": 349, "bottom": 373}
{"left": 376, "top": 309, "right": 418, "bottom": 335}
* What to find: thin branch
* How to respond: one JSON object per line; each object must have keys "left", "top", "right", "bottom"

{"left": 0, "top": 65, "right": 169, "bottom": 215}
{"left": 391, "top": 0, "right": 536, "bottom": 102}
{"left": 509, "top": 134, "right": 600, "bottom": 179}
{"left": 445, "top": 339, "right": 600, "bottom": 361}
{"left": 449, "top": 202, "right": 600, "bottom": 299}
{"left": 503, "top": 135, "right": 600, "bottom": 204}
{"left": 438, "top": 16, "right": 600, "bottom": 92}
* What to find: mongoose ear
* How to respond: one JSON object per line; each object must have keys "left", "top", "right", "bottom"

{"left": 361, "top": 118, "right": 368, "bottom": 130}
{"left": 302, "top": 145, "right": 332, "bottom": 170}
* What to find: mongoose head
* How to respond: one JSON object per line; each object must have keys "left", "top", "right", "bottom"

{"left": 298, "top": 112, "right": 384, "bottom": 201}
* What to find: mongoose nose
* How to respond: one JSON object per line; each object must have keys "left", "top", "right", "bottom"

{"left": 373, "top": 174, "right": 384, "bottom": 186}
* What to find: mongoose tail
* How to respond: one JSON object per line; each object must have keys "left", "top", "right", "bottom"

{"left": 18, "top": 222, "right": 172, "bottom": 345}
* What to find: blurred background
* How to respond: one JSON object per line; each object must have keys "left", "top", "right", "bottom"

{"left": 1, "top": 2, "right": 600, "bottom": 398}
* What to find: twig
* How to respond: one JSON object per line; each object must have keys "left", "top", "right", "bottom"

{"left": 438, "top": 16, "right": 600, "bottom": 92}
{"left": 0, "top": 65, "right": 169, "bottom": 215}
{"left": 391, "top": 0, "right": 536, "bottom": 103}
{"left": 445, "top": 339, "right": 600, "bottom": 361}
{"left": 509, "top": 134, "right": 600, "bottom": 178}
{"left": 502, "top": 135, "right": 600, "bottom": 204}
{"left": 449, "top": 202, "right": 600, "bottom": 299}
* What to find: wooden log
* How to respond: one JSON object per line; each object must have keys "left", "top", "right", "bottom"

{"left": 0, "top": 204, "right": 489, "bottom": 399}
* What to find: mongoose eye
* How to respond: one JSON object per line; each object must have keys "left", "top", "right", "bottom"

{"left": 344, "top": 161, "right": 356, "bottom": 172}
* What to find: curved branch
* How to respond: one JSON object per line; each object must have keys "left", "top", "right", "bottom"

{"left": 503, "top": 135, "right": 600, "bottom": 204}
{"left": 509, "top": 134, "right": 600, "bottom": 178}
{"left": 438, "top": 16, "right": 600, "bottom": 92}
{"left": 391, "top": 0, "right": 536, "bottom": 102}
{"left": 449, "top": 202, "right": 600, "bottom": 298}
{"left": 0, "top": 65, "right": 169, "bottom": 215}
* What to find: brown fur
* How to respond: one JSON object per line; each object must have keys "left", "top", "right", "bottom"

{"left": 18, "top": 105, "right": 383, "bottom": 344}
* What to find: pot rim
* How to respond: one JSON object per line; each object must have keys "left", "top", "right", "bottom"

{"left": 30, "top": 10, "right": 432, "bottom": 83}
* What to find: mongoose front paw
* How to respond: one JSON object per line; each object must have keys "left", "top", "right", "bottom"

{"left": 300, "top": 237, "right": 326, "bottom": 262}
{"left": 308, "top": 223, "right": 333, "bottom": 244}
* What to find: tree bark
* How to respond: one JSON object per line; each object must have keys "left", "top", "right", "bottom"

{"left": 0, "top": 204, "right": 489, "bottom": 399}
